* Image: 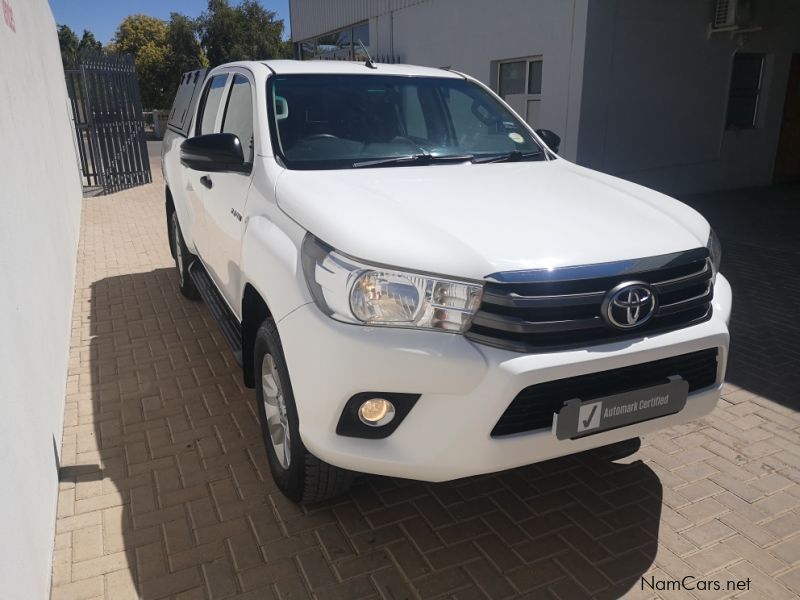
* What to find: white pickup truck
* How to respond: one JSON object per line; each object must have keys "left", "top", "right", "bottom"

{"left": 162, "top": 59, "right": 732, "bottom": 503}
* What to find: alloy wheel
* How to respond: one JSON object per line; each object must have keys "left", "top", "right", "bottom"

{"left": 172, "top": 215, "right": 185, "bottom": 285}
{"left": 262, "top": 353, "right": 291, "bottom": 469}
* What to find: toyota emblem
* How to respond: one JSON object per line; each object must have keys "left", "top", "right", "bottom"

{"left": 602, "top": 282, "right": 656, "bottom": 329}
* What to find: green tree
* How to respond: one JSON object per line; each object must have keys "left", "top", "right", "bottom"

{"left": 57, "top": 24, "right": 79, "bottom": 64}
{"left": 162, "top": 13, "right": 209, "bottom": 105}
{"left": 198, "top": 0, "right": 291, "bottom": 67}
{"left": 78, "top": 29, "right": 103, "bottom": 54}
{"left": 109, "top": 14, "right": 168, "bottom": 56}
{"left": 110, "top": 15, "right": 169, "bottom": 108}
{"left": 109, "top": 13, "right": 208, "bottom": 109}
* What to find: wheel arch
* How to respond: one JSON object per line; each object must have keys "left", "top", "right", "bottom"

{"left": 165, "top": 186, "right": 176, "bottom": 259}
{"left": 241, "top": 283, "right": 272, "bottom": 388}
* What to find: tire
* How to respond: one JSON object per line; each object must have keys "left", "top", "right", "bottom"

{"left": 169, "top": 210, "right": 200, "bottom": 300}
{"left": 598, "top": 437, "right": 641, "bottom": 461}
{"left": 254, "top": 318, "right": 355, "bottom": 503}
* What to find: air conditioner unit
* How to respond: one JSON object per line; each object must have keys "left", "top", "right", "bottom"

{"left": 708, "top": 0, "right": 760, "bottom": 38}
{"left": 713, "top": 0, "right": 738, "bottom": 28}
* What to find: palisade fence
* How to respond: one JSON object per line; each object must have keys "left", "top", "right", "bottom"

{"left": 65, "top": 52, "right": 152, "bottom": 195}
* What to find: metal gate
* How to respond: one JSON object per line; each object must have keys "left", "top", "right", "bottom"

{"left": 65, "top": 52, "right": 151, "bottom": 195}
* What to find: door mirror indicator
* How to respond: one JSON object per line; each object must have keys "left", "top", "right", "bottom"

{"left": 180, "top": 133, "right": 250, "bottom": 173}
{"left": 535, "top": 128, "right": 561, "bottom": 154}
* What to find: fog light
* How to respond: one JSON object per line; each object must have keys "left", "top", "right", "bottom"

{"left": 357, "top": 398, "right": 395, "bottom": 427}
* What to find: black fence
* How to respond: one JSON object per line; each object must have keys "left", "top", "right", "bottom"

{"left": 65, "top": 53, "right": 151, "bottom": 195}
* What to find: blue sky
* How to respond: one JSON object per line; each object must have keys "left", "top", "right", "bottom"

{"left": 48, "top": 0, "right": 291, "bottom": 44}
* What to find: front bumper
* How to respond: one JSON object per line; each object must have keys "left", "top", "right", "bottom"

{"left": 278, "top": 274, "right": 732, "bottom": 482}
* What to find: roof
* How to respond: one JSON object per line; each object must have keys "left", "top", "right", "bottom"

{"left": 261, "top": 59, "right": 464, "bottom": 78}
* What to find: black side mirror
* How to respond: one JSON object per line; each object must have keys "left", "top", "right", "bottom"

{"left": 180, "top": 133, "right": 249, "bottom": 172}
{"left": 535, "top": 129, "right": 560, "bottom": 154}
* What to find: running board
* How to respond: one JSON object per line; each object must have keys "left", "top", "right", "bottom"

{"left": 189, "top": 261, "right": 243, "bottom": 366}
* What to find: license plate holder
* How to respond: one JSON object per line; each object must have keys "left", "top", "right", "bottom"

{"left": 554, "top": 376, "right": 689, "bottom": 440}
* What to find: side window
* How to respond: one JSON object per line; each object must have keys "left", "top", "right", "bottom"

{"left": 196, "top": 75, "right": 228, "bottom": 136}
{"left": 221, "top": 74, "right": 254, "bottom": 163}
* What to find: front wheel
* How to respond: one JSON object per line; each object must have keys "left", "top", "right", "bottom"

{"left": 254, "top": 318, "right": 355, "bottom": 503}
{"left": 169, "top": 210, "right": 199, "bottom": 299}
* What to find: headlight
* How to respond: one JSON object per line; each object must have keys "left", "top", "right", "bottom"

{"left": 301, "top": 235, "right": 483, "bottom": 332}
{"left": 707, "top": 229, "right": 722, "bottom": 275}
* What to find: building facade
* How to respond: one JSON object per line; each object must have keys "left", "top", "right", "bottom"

{"left": 290, "top": 0, "right": 800, "bottom": 195}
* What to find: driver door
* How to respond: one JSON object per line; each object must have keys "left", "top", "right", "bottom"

{"left": 187, "top": 73, "right": 229, "bottom": 262}
{"left": 195, "top": 69, "right": 256, "bottom": 313}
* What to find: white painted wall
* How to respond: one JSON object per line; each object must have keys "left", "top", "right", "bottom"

{"left": 578, "top": 0, "right": 800, "bottom": 194}
{"left": 0, "top": 1, "right": 82, "bottom": 598}
{"left": 290, "top": 0, "right": 429, "bottom": 41}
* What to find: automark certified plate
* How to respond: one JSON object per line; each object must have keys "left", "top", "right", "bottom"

{"left": 554, "top": 376, "right": 689, "bottom": 440}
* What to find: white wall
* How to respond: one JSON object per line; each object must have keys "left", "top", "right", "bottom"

{"left": 373, "top": 0, "right": 589, "bottom": 160}
{"left": 290, "top": 0, "right": 429, "bottom": 41}
{"left": 578, "top": 0, "right": 800, "bottom": 194}
{"left": 0, "top": 1, "right": 82, "bottom": 598}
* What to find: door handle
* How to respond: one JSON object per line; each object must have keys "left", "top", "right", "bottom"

{"left": 200, "top": 175, "right": 213, "bottom": 189}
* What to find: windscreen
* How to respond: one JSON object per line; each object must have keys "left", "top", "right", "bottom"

{"left": 268, "top": 74, "right": 543, "bottom": 169}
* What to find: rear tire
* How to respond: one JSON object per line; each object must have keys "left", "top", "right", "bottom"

{"left": 169, "top": 210, "right": 200, "bottom": 300}
{"left": 254, "top": 318, "right": 355, "bottom": 503}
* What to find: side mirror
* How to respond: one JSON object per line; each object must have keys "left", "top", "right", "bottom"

{"left": 535, "top": 129, "right": 560, "bottom": 154}
{"left": 180, "top": 133, "right": 249, "bottom": 172}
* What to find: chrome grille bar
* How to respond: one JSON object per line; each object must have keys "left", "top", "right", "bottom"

{"left": 467, "top": 249, "right": 714, "bottom": 352}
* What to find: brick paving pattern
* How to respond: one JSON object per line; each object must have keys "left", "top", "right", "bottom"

{"left": 51, "top": 170, "right": 800, "bottom": 599}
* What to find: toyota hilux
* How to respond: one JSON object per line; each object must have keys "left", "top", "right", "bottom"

{"left": 161, "top": 59, "right": 731, "bottom": 503}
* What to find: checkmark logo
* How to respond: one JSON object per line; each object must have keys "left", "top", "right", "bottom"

{"left": 582, "top": 405, "right": 598, "bottom": 427}
{"left": 577, "top": 401, "right": 602, "bottom": 432}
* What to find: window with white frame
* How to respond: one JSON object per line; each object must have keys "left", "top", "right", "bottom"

{"left": 495, "top": 57, "right": 543, "bottom": 129}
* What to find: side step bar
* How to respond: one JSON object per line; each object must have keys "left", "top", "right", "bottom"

{"left": 189, "top": 260, "right": 243, "bottom": 366}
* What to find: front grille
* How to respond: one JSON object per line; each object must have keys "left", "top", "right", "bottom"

{"left": 466, "top": 248, "right": 714, "bottom": 352}
{"left": 491, "top": 348, "right": 719, "bottom": 437}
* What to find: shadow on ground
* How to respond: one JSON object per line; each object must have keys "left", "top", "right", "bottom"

{"left": 685, "top": 183, "right": 800, "bottom": 410}
{"left": 73, "top": 266, "right": 662, "bottom": 599}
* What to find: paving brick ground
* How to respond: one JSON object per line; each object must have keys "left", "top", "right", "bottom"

{"left": 51, "top": 172, "right": 800, "bottom": 600}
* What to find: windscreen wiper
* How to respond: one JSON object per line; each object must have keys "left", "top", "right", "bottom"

{"left": 352, "top": 154, "right": 474, "bottom": 168}
{"left": 471, "top": 150, "right": 545, "bottom": 164}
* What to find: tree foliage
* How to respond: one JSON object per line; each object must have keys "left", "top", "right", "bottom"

{"left": 57, "top": 24, "right": 80, "bottom": 64}
{"left": 110, "top": 14, "right": 207, "bottom": 109}
{"left": 162, "top": 13, "right": 210, "bottom": 105}
{"left": 78, "top": 30, "right": 103, "bottom": 54}
{"left": 198, "top": 0, "right": 291, "bottom": 67}
{"left": 109, "top": 15, "right": 169, "bottom": 109}
{"left": 58, "top": 25, "right": 103, "bottom": 64}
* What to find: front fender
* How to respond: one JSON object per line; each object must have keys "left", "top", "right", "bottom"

{"left": 240, "top": 213, "right": 312, "bottom": 322}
